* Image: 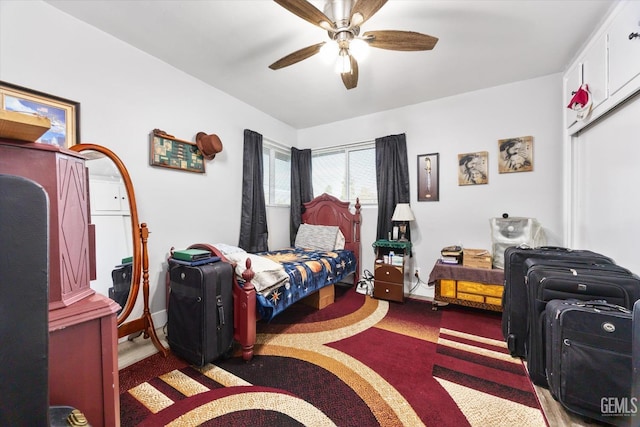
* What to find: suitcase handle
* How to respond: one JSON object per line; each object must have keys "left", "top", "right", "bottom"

{"left": 216, "top": 295, "right": 225, "bottom": 326}
{"left": 537, "top": 246, "right": 573, "bottom": 252}
{"left": 572, "top": 300, "right": 631, "bottom": 314}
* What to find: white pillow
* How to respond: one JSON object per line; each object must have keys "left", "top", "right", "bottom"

{"left": 335, "top": 229, "right": 346, "bottom": 250}
{"left": 295, "top": 224, "right": 344, "bottom": 251}
{"left": 214, "top": 243, "right": 246, "bottom": 256}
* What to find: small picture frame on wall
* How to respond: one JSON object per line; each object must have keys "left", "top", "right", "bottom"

{"left": 0, "top": 81, "right": 80, "bottom": 148}
{"left": 458, "top": 151, "right": 488, "bottom": 185}
{"left": 417, "top": 153, "right": 439, "bottom": 201}
{"left": 498, "top": 135, "right": 533, "bottom": 173}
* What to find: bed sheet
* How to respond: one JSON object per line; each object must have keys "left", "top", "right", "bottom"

{"left": 249, "top": 247, "right": 357, "bottom": 320}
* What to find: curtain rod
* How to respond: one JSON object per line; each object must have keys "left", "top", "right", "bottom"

{"left": 310, "top": 138, "right": 375, "bottom": 152}
{"left": 264, "top": 137, "right": 375, "bottom": 152}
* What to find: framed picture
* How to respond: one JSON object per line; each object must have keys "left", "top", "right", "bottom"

{"left": 458, "top": 151, "right": 488, "bottom": 185}
{"left": 0, "top": 81, "right": 80, "bottom": 148}
{"left": 417, "top": 153, "right": 439, "bottom": 201}
{"left": 498, "top": 135, "right": 533, "bottom": 173}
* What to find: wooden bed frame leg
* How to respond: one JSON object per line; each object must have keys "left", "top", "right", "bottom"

{"left": 234, "top": 258, "right": 256, "bottom": 361}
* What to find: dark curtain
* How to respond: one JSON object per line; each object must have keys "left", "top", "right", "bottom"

{"left": 239, "top": 129, "right": 269, "bottom": 252}
{"left": 290, "top": 147, "right": 313, "bottom": 246}
{"left": 375, "top": 133, "right": 411, "bottom": 241}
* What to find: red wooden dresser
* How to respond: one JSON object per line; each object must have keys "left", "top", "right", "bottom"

{"left": 0, "top": 140, "right": 120, "bottom": 427}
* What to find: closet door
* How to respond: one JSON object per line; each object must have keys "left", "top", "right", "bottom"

{"left": 572, "top": 96, "right": 640, "bottom": 274}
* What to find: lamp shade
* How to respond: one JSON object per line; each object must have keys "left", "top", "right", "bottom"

{"left": 391, "top": 203, "right": 415, "bottom": 222}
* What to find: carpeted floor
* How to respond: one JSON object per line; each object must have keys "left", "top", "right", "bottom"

{"left": 119, "top": 287, "right": 547, "bottom": 426}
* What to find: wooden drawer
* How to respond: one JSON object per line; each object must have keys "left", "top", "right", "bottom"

{"left": 439, "top": 279, "right": 457, "bottom": 297}
{"left": 457, "top": 292, "right": 485, "bottom": 303}
{"left": 373, "top": 280, "right": 404, "bottom": 303}
{"left": 457, "top": 281, "right": 503, "bottom": 298}
{"left": 374, "top": 264, "right": 403, "bottom": 284}
{"left": 434, "top": 278, "right": 503, "bottom": 312}
{"left": 486, "top": 296, "right": 502, "bottom": 306}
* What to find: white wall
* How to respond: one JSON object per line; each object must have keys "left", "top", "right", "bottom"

{"left": 0, "top": 1, "right": 297, "bottom": 323}
{"left": 1, "top": 1, "right": 565, "bottom": 314}
{"left": 298, "top": 74, "right": 565, "bottom": 298}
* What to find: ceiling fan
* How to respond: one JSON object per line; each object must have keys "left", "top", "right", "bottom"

{"left": 269, "top": 0, "right": 438, "bottom": 90}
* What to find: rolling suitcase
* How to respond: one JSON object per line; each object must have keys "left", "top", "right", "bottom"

{"left": 501, "top": 245, "right": 614, "bottom": 357}
{"left": 109, "top": 263, "right": 132, "bottom": 315}
{"left": 634, "top": 299, "right": 640, "bottom": 407}
{"left": 545, "top": 299, "right": 634, "bottom": 426}
{"left": 525, "top": 263, "right": 640, "bottom": 386}
{"left": 167, "top": 259, "right": 234, "bottom": 366}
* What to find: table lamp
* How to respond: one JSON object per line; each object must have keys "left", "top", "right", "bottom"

{"left": 391, "top": 203, "right": 415, "bottom": 241}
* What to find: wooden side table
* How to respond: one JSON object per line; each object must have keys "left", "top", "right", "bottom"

{"left": 429, "top": 261, "right": 504, "bottom": 312}
{"left": 372, "top": 239, "right": 411, "bottom": 303}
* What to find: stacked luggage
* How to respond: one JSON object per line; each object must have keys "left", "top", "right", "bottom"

{"left": 502, "top": 246, "right": 640, "bottom": 426}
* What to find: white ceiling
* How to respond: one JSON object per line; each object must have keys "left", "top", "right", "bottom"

{"left": 45, "top": 0, "right": 615, "bottom": 129}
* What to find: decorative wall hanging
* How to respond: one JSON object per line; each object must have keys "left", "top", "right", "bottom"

{"left": 417, "top": 153, "right": 439, "bottom": 201}
{"left": 0, "top": 80, "right": 80, "bottom": 147}
{"left": 458, "top": 151, "right": 488, "bottom": 185}
{"left": 150, "top": 129, "right": 205, "bottom": 173}
{"left": 566, "top": 83, "right": 592, "bottom": 121}
{"left": 498, "top": 136, "right": 533, "bottom": 173}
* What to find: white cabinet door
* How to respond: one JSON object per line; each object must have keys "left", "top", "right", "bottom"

{"left": 608, "top": 0, "right": 640, "bottom": 96}
{"left": 90, "top": 180, "right": 128, "bottom": 212}
{"left": 564, "top": 61, "right": 582, "bottom": 128}
{"left": 582, "top": 32, "right": 608, "bottom": 109}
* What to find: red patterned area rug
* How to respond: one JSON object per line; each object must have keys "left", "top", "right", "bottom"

{"left": 119, "top": 287, "right": 548, "bottom": 426}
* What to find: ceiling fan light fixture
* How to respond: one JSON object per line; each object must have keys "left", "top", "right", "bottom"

{"left": 350, "top": 11, "right": 364, "bottom": 27}
{"left": 334, "top": 48, "right": 351, "bottom": 74}
{"left": 320, "top": 39, "right": 339, "bottom": 64}
{"left": 319, "top": 20, "right": 334, "bottom": 31}
{"left": 349, "top": 38, "right": 369, "bottom": 61}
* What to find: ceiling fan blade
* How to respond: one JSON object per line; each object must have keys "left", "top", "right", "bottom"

{"left": 341, "top": 56, "right": 359, "bottom": 90}
{"left": 364, "top": 30, "right": 439, "bottom": 51}
{"left": 274, "top": 0, "right": 335, "bottom": 30}
{"left": 269, "top": 42, "right": 325, "bottom": 70}
{"left": 350, "top": 0, "right": 388, "bottom": 27}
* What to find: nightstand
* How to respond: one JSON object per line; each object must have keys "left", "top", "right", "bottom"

{"left": 372, "top": 239, "right": 411, "bottom": 303}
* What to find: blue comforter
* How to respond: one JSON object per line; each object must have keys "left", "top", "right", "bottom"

{"left": 250, "top": 248, "right": 356, "bottom": 320}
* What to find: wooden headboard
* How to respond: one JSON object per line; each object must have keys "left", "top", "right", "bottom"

{"left": 301, "top": 193, "right": 361, "bottom": 280}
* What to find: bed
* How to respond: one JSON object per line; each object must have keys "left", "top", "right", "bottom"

{"left": 189, "top": 193, "right": 361, "bottom": 361}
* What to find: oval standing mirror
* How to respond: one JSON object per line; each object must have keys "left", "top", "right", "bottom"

{"left": 70, "top": 143, "right": 167, "bottom": 356}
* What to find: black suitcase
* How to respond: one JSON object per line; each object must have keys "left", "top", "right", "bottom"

{"left": 545, "top": 299, "right": 634, "bottom": 426}
{"left": 167, "top": 260, "right": 234, "bottom": 366}
{"left": 525, "top": 263, "right": 640, "bottom": 386}
{"left": 109, "top": 263, "right": 132, "bottom": 315}
{"left": 634, "top": 299, "right": 640, "bottom": 407}
{"left": 501, "top": 246, "right": 615, "bottom": 357}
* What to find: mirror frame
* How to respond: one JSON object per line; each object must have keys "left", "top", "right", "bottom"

{"left": 71, "top": 143, "right": 141, "bottom": 325}
{"left": 70, "top": 143, "right": 167, "bottom": 356}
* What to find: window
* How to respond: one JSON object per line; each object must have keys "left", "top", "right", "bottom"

{"left": 312, "top": 143, "right": 377, "bottom": 205}
{"left": 263, "top": 141, "right": 291, "bottom": 206}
